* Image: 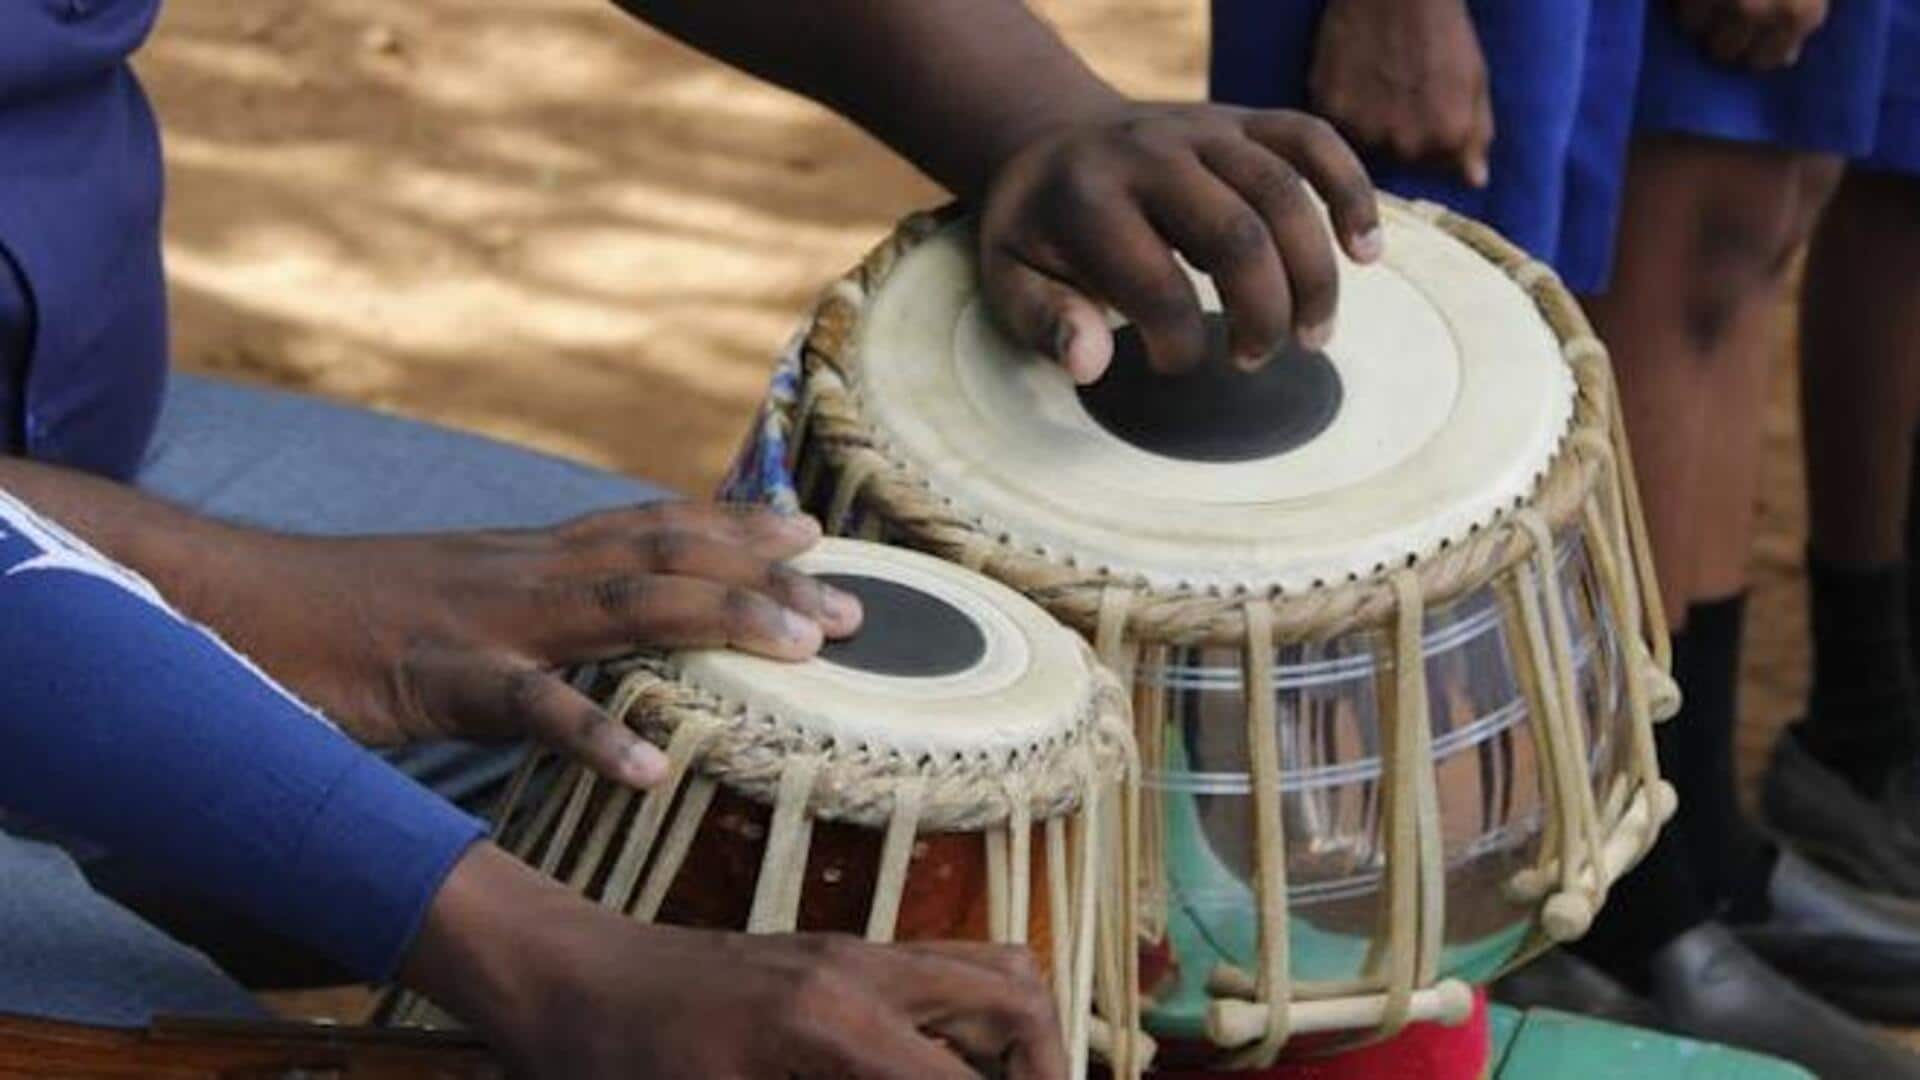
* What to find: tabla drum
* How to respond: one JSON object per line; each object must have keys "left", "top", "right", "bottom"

{"left": 721, "top": 198, "right": 1679, "bottom": 1068}
{"left": 388, "top": 538, "right": 1148, "bottom": 1077}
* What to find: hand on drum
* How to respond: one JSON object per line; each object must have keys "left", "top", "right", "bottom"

{"left": 1307, "top": 0, "right": 1493, "bottom": 188}
{"left": 978, "top": 101, "right": 1381, "bottom": 383}
{"left": 211, "top": 502, "right": 859, "bottom": 787}
{"left": 407, "top": 844, "right": 1069, "bottom": 1080}
{"left": 1671, "top": 0, "right": 1830, "bottom": 70}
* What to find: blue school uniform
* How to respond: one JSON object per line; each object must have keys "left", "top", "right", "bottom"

{"left": 1862, "top": 0, "right": 1920, "bottom": 174}
{"left": 1635, "top": 0, "right": 1895, "bottom": 157}
{"left": 1211, "top": 1, "right": 1646, "bottom": 292}
{"left": 1211, "top": 1, "right": 1910, "bottom": 291}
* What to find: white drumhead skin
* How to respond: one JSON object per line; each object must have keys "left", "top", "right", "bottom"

{"left": 851, "top": 204, "right": 1576, "bottom": 592}
{"left": 675, "top": 538, "right": 1094, "bottom": 760}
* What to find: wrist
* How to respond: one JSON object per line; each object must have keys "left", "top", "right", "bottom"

{"left": 950, "top": 78, "right": 1126, "bottom": 201}
{"left": 399, "top": 843, "right": 566, "bottom": 1049}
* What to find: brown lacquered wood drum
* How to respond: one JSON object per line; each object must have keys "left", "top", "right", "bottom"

{"left": 390, "top": 539, "right": 1145, "bottom": 1076}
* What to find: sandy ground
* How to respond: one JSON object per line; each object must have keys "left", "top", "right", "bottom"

{"left": 138, "top": 0, "right": 1814, "bottom": 1026}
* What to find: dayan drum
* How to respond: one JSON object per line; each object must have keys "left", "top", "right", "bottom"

{"left": 389, "top": 538, "right": 1147, "bottom": 1077}
{"left": 722, "top": 198, "right": 1681, "bottom": 1068}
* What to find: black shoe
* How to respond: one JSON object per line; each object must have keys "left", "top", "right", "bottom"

{"left": 1650, "top": 922, "right": 1920, "bottom": 1077}
{"left": 1761, "top": 728, "right": 1920, "bottom": 896}
{"left": 1491, "top": 949, "right": 1664, "bottom": 1030}
{"left": 1733, "top": 848, "right": 1920, "bottom": 1021}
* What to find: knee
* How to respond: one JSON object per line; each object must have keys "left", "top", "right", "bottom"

{"left": 1681, "top": 154, "right": 1840, "bottom": 353}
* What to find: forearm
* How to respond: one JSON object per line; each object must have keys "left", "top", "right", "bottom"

{"left": 0, "top": 487, "right": 483, "bottom": 979}
{"left": 0, "top": 454, "right": 257, "bottom": 625}
{"left": 612, "top": 0, "right": 1123, "bottom": 198}
{"left": 400, "top": 843, "right": 575, "bottom": 1048}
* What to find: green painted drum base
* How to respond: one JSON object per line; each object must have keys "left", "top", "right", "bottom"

{"left": 1146, "top": 742, "right": 1532, "bottom": 1041}
{"left": 1487, "top": 1007, "right": 1814, "bottom": 1080}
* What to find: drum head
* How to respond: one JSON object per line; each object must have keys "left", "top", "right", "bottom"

{"left": 847, "top": 201, "right": 1575, "bottom": 592}
{"left": 675, "top": 538, "right": 1094, "bottom": 761}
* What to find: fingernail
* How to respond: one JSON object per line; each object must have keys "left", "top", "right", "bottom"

{"left": 1232, "top": 349, "right": 1268, "bottom": 373}
{"left": 1065, "top": 319, "right": 1113, "bottom": 385}
{"left": 623, "top": 741, "right": 669, "bottom": 787}
{"left": 820, "top": 584, "right": 863, "bottom": 631}
{"left": 1467, "top": 159, "right": 1490, "bottom": 189}
{"left": 1351, "top": 226, "right": 1385, "bottom": 263}
{"left": 782, "top": 608, "right": 824, "bottom": 648}
{"left": 784, "top": 514, "right": 823, "bottom": 540}
{"left": 1053, "top": 319, "right": 1076, "bottom": 363}
{"left": 1299, "top": 320, "right": 1334, "bottom": 351}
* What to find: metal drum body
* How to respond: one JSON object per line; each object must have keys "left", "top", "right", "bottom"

{"left": 722, "top": 199, "right": 1678, "bottom": 1067}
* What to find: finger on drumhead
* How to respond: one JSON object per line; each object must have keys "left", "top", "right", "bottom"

{"left": 505, "top": 666, "right": 668, "bottom": 788}
{"left": 594, "top": 531, "right": 859, "bottom": 638}
{"left": 1195, "top": 140, "right": 1337, "bottom": 355}
{"left": 625, "top": 574, "right": 825, "bottom": 659}
{"left": 1059, "top": 203, "right": 1209, "bottom": 374}
{"left": 980, "top": 247, "right": 1114, "bottom": 384}
{"left": 1143, "top": 155, "right": 1296, "bottom": 364}
{"left": 1241, "top": 111, "right": 1383, "bottom": 264}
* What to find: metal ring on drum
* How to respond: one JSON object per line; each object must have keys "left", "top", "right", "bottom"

{"left": 722, "top": 195, "right": 1679, "bottom": 1068}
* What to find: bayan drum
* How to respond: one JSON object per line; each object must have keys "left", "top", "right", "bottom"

{"left": 389, "top": 538, "right": 1146, "bottom": 1077}
{"left": 723, "top": 198, "right": 1679, "bottom": 1068}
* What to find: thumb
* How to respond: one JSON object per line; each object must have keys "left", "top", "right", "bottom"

{"left": 496, "top": 663, "right": 668, "bottom": 788}
{"left": 980, "top": 249, "right": 1114, "bottom": 384}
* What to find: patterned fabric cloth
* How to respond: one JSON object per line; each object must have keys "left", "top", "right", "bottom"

{"left": 718, "top": 332, "right": 806, "bottom": 509}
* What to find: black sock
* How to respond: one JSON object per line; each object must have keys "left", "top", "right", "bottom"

{"left": 1797, "top": 558, "right": 1920, "bottom": 796}
{"left": 1570, "top": 629, "right": 1713, "bottom": 989}
{"left": 1907, "top": 429, "right": 1920, "bottom": 675}
{"left": 1670, "top": 594, "right": 1775, "bottom": 918}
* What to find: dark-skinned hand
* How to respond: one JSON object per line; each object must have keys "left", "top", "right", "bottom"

{"left": 1672, "top": 0, "right": 1830, "bottom": 70}
{"left": 406, "top": 844, "right": 1069, "bottom": 1079}
{"left": 202, "top": 503, "right": 858, "bottom": 786}
{"left": 979, "top": 101, "right": 1382, "bottom": 382}
{"left": 1308, "top": 0, "right": 1494, "bottom": 190}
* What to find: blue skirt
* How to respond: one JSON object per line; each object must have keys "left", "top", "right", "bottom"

{"left": 1211, "top": 0, "right": 1915, "bottom": 292}
{"left": 1863, "top": 0, "right": 1920, "bottom": 174}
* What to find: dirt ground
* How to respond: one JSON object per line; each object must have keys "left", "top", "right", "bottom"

{"left": 139, "top": 0, "right": 1813, "bottom": 1024}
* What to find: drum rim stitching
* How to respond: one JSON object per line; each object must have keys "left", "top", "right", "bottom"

{"left": 600, "top": 650, "right": 1134, "bottom": 832}
{"left": 791, "top": 198, "right": 1619, "bottom": 648}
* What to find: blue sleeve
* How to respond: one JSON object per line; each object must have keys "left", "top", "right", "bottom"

{"left": 0, "top": 488, "right": 485, "bottom": 981}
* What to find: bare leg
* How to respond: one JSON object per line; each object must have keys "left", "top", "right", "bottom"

{"left": 1802, "top": 171, "right": 1920, "bottom": 568}
{"left": 1585, "top": 137, "right": 1840, "bottom": 625}
{"left": 1573, "top": 136, "right": 1838, "bottom": 978}
{"left": 1782, "top": 170, "right": 1920, "bottom": 803}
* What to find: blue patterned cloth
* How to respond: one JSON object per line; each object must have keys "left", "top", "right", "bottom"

{"left": 718, "top": 333, "right": 806, "bottom": 508}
